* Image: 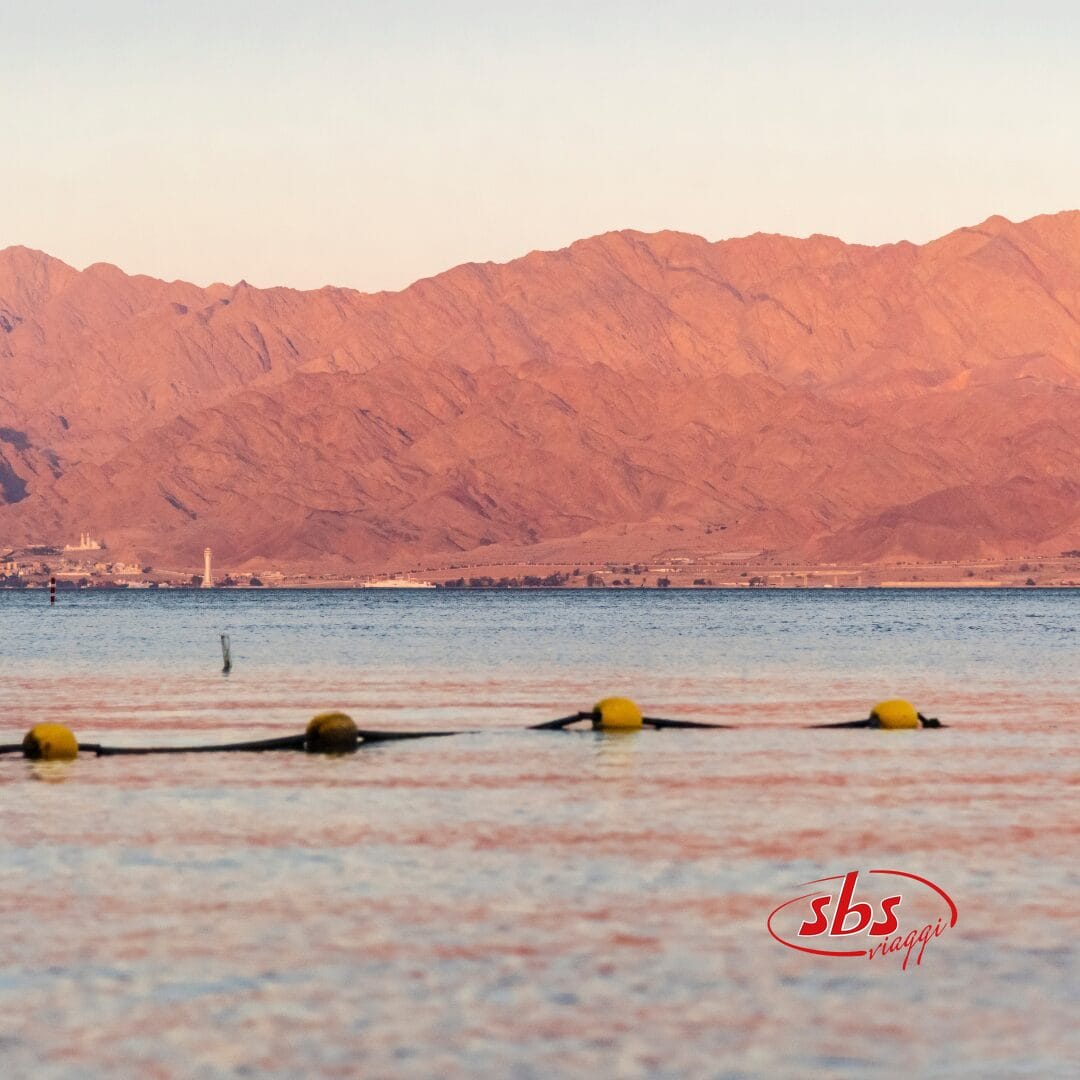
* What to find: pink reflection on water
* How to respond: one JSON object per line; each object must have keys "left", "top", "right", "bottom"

{"left": 1, "top": 667, "right": 1078, "bottom": 1074}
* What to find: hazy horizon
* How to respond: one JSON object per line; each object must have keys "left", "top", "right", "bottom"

{"left": 5, "top": 1, "right": 1080, "bottom": 292}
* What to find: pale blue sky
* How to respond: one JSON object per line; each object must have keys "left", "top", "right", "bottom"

{"left": 3, "top": 1, "right": 1078, "bottom": 291}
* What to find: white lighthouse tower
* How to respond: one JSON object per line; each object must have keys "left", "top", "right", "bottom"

{"left": 202, "top": 547, "right": 213, "bottom": 588}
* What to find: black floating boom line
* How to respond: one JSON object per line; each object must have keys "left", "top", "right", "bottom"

{"left": 808, "top": 715, "right": 947, "bottom": 729}
{"left": 91, "top": 734, "right": 308, "bottom": 755}
{"left": 89, "top": 730, "right": 464, "bottom": 756}
{"left": 643, "top": 716, "right": 732, "bottom": 729}
{"left": 528, "top": 712, "right": 594, "bottom": 730}
{"left": 0, "top": 728, "right": 468, "bottom": 759}
{"left": 529, "top": 712, "right": 731, "bottom": 730}
{"left": 355, "top": 729, "right": 463, "bottom": 742}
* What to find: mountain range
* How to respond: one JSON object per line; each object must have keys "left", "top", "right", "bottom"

{"left": 1, "top": 211, "right": 1078, "bottom": 571}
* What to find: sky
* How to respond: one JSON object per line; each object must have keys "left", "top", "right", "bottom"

{"left": 3, "top": 1, "right": 1079, "bottom": 292}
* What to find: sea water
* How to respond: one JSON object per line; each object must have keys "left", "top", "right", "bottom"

{"left": 0, "top": 589, "right": 1076, "bottom": 1076}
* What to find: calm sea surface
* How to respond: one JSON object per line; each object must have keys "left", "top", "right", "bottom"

{"left": 1, "top": 589, "right": 1077, "bottom": 1077}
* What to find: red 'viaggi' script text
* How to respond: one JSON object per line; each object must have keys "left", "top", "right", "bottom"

{"left": 767, "top": 870, "right": 958, "bottom": 970}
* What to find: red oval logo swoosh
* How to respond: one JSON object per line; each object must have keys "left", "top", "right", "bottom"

{"left": 767, "top": 869, "right": 957, "bottom": 957}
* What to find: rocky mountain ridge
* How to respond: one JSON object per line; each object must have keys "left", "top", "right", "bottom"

{"left": 1, "top": 211, "right": 1078, "bottom": 570}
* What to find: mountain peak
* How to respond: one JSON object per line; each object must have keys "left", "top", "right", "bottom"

{"left": 0, "top": 246, "right": 80, "bottom": 312}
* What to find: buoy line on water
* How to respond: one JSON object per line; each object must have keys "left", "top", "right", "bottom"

{"left": 809, "top": 699, "right": 943, "bottom": 729}
{"left": 0, "top": 698, "right": 945, "bottom": 762}
{"left": 0, "top": 713, "right": 462, "bottom": 761}
{"left": 528, "top": 697, "right": 731, "bottom": 730}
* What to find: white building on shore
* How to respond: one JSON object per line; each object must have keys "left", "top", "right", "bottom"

{"left": 64, "top": 532, "right": 102, "bottom": 553}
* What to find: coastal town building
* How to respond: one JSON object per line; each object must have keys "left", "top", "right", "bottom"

{"left": 64, "top": 532, "right": 102, "bottom": 553}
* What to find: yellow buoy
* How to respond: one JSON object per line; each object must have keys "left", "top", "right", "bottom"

{"left": 305, "top": 711, "right": 360, "bottom": 753}
{"left": 870, "top": 699, "right": 920, "bottom": 730}
{"left": 592, "top": 697, "right": 644, "bottom": 730}
{"left": 22, "top": 723, "right": 79, "bottom": 760}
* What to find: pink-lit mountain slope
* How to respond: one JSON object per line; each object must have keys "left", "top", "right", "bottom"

{"left": 1, "top": 211, "right": 1078, "bottom": 569}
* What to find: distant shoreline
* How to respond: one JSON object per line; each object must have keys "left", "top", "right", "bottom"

{"left": 4, "top": 552, "right": 1078, "bottom": 591}
{"left": 3, "top": 582, "right": 1077, "bottom": 592}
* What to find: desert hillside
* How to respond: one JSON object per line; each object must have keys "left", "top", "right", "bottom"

{"left": 1, "top": 212, "right": 1078, "bottom": 571}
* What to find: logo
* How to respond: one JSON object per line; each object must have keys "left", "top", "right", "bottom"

{"left": 767, "top": 870, "right": 957, "bottom": 970}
